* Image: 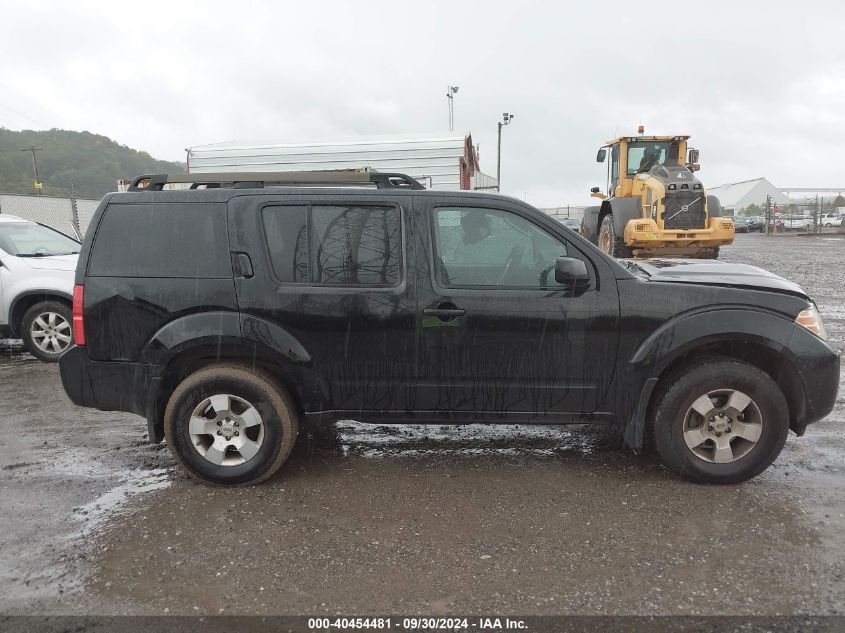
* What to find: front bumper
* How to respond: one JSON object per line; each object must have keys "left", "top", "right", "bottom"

{"left": 787, "top": 325, "right": 841, "bottom": 433}
{"left": 624, "top": 218, "right": 735, "bottom": 252}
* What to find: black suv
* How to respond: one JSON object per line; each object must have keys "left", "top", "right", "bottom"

{"left": 59, "top": 171, "right": 839, "bottom": 485}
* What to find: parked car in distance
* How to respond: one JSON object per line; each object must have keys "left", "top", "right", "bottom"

{"left": 0, "top": 215, "right": 79, "bottom": 362}
{"left": 821, "top": 213, "right": 843, "bottom": 228}
{"left": 732, "top": 217, "right": 751, "bottom": 233}
{"left": 557, "top": 217, "right": 581, "bottom": 231}
{"left": 59, "top": 171, "right": 839, "bottom": 486}
{"left": 746, "top": 217, "right": 765, "bottom": 232}
{"left": 782, "top": 215, "right": 814, "bottom": 231}
{"left": 732, "top": 216, "right": 764, "bottom": 233}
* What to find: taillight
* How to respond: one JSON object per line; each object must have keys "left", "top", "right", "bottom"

{"left": 72, "top": 284, "right": 85, "bottom": 345}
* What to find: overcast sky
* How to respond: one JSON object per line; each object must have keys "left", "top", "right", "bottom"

{"left": 2, "top": 0, "right": 844, "bottom": 206}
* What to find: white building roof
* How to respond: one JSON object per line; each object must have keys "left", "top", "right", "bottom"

{"left": 707, "top": 178, "right": 791, "bottom": 210}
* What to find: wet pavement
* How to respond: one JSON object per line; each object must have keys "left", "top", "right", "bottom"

{"left": 0, "top": 232, "right": 843, "bottom": 615}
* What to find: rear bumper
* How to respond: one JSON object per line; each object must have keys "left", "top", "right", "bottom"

{"left": 59, "top": 345, "right": 147, "bottom": 417}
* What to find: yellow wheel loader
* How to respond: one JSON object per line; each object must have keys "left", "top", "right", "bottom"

{"left": 581, "top": 131, "right": 734, "bottom": 258}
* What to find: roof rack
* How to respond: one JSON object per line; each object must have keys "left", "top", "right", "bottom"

{"left": 126, "top": 169, "right": 425, "bottom": 192}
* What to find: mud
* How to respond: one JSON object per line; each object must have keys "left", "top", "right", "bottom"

{"left": 0, "top": 233, "right": 843, "bottom": 615}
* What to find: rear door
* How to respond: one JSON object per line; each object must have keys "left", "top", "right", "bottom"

{"left": 227, "top": 193, "right": 417, "bottom": 413}
{"left": 413, "top": 195, "right": 620, "bottom": 418}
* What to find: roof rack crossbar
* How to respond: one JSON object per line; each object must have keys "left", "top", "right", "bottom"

{"left": 127, "top": 169, "right": 425, "bottom": 192}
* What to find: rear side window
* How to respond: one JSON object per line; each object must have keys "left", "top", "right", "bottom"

{"left": 262, "top": 204, "right": 401, "bottom": 287}
{"left": 261, "top": 206, "right": 308, "bottom": 282}
{"left": 87, "top": 203, "right": 230, "bottom": 278}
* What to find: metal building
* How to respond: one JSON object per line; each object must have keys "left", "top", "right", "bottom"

{"left": 186, "top": 133, "right": 497, "bottom": 191}
{"left": 707, "top": 178, "right": 790, "bottom": 213}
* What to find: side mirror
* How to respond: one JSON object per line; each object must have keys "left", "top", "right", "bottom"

{"left": 688, "top": 148, "right": 700, "bottom": 164}
{"left": 596, "top": 148, "right": 607, "bottom": 163}
{"left": 590, "top": 186, "right": 600, "bottom": 194}
{"left": 554, "top": 256, "right": 589, "bottom": 284}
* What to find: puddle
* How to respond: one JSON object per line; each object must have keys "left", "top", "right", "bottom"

{"left": 0, "top": 339, "right": 37, "bottom": 366}
{"left": 71, "top": 468, "right": 171, "bottom": 536}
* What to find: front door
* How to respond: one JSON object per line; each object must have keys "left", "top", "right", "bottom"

{"left": 413, "top": 197, "right": 620, "bottom": 420}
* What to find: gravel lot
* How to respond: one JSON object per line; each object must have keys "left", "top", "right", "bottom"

{"left": 1, "top": 232, "right": 843, "bottom": 616}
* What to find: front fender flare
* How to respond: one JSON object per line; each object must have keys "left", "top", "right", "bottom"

{"left": 622, "top": 307, "right": 798, "bottom": 450}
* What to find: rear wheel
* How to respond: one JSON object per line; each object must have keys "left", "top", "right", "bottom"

{"left": 598, "top": 214, "right": 632, "bottom": 258}
{"left": 164, "top": 365, "right": 299, "bottom": 485}
{"left": 20, "top": 300, "right": 73, "bottom": 362}
{"left": 651, "top": 358, "right": 789, "bottom": 484}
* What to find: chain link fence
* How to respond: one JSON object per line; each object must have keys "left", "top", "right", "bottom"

{"left": 540, "top": 206, "right": 586, "bottom": 223}
{"left": 0, "top": 193, "right": 99, "bottom": 239}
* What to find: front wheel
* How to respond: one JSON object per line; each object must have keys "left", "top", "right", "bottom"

{"left": 20, "top": 300, "right": 74, "bottom": 362}
{"left": 164, "top": 365, "right": 299, "bottom": 485}
{"left": 650, "top": 358, "right": 789, "bottom": 484}
{"left": 598, "top": 214, "right": 633, "bottom": 258}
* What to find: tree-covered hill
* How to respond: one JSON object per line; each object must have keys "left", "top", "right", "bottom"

{"left": 0, "top": 128, "right": 184, "bottom": 199}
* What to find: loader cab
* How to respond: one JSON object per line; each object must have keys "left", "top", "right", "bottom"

{"left": 595, "top": 135, "right": 689, "bottom": 199}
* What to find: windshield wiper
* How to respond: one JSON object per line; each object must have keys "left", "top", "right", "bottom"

{"left": 17, "top": 251, "right": 78, "bottom": 257}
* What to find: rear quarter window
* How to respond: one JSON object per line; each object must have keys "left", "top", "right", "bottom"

{"left": 87, "top": 203, "right": 231, "bottom": 278}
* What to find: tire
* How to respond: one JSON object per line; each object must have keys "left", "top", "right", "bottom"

{"left": 164, "top": 364, "right": 299, "bottom": 485}
{"left": 598, "top": 214, "right": 633, "bottom": 258}
{"left": 20, "top": 300, "right": 74, "bottom": 363}
{"left": 710, "top": 247, "right": 720, "bottom": 259}
{"left": 650, "top": 357, "right": 789, "bottom": 484}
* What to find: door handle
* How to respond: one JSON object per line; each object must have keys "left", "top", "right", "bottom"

{"left": 231, "top": 252, "right": 254, "bottom": 279}
{"left": 424, "top": 305, "right": 466, "bottom": 321}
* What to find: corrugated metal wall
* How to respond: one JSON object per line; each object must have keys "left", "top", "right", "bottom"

{"left": 188, "top": 135, "right": 477, "bottom": 191}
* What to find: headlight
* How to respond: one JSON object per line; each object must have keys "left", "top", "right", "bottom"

{"left": 795, "top": 305, "right": 827, "bottom": 340}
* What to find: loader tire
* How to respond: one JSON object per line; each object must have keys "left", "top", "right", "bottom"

{"left": 598, "top": 214, "right": 633, "bottom": 258}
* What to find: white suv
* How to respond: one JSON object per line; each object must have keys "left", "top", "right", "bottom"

{"left": 821, "top": 213, "right": 843, "bottom": 228}
{"left": 0, "top": 215, "right": 80, "bottom": 362}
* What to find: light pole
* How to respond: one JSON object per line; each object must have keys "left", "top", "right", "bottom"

{"left": 496, "top": 112, "right": 514, "bottom": 192}
{"left": 446, "top": 85, "right": 459, "bottom": 132}
{"left": 21, "top": 145, "right": 43, "bottom": 194}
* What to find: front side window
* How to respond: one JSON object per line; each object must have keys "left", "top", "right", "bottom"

{"left": 432, "top": 207, "right": 567, "bottom": 288}
{"left": 0, "top": 222, "right": 80, "bottom": 257}
{"left": 261, "top": 204, "right": 402, "bottom": 287}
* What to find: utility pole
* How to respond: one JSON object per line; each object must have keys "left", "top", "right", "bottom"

{"left": 21, "top": 146, "right": 43, "bottom": 194}
{"left": 765, "top": 194, "right": 771, "bottom": 235}
{"left": 496, "top": 112, "right": 514, "bottom": 193}
{"left": 446, "top": 85, "right": 459, "bottom": 132}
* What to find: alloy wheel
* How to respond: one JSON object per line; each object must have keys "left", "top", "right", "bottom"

{"left": 682, "top": 388, "right": 763, "bottom": 464}
{"left": 189, "top": 393, "right": 265, "bottom": 466}
{"left": 29, "top": 311, "right": 72, "bottom": 355}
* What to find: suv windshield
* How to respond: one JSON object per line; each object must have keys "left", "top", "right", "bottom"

{"left": 627, "top": 141, "right": 671, "bottom": 175}
{"left": 0, "top": 222, "right": 80, "bottom": 257}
